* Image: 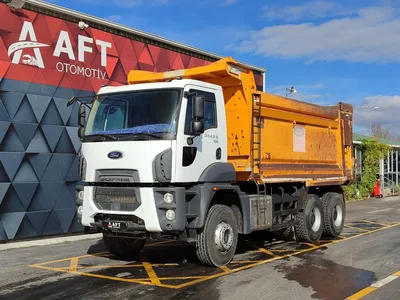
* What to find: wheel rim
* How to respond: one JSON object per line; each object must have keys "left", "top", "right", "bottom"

{"left": 310, "top": 207, "right": 321, "bottom": 232}
{"left": 214, "top": 221, "right": 234, "bottom": 252}
{"left": 333, "top": 204, "right": 343, "bottom": 228}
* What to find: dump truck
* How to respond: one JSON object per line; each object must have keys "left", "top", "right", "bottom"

{"left": 70, "top": 57, "right": 354, "bottom": 267}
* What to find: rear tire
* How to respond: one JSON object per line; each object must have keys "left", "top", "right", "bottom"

{"left": 294, "top": 194, "right": 324, "bottom": 243}
{"left": 196, "top": 204, "right": 238, "bottom": 267}
{"left": 321, "top": 192, "right": 345, "bottom": 237}
{"left": 103, "top": 234, "right": 146, "bottom": 259}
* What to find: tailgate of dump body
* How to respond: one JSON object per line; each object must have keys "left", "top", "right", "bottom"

{"left": 256, "top": 93, "right": 353, "bottom": 186}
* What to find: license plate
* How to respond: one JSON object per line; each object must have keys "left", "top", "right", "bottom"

{"left": 105, "top": 221, "right": 122, "bottom": 229}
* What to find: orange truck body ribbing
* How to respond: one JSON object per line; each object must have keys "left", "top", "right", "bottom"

{"left": 128, "top": 57, "right": 354, "bottom": 187}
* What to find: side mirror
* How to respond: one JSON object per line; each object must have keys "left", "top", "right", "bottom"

{"left": 78, "top": 104, "right": 86, "bottom": 127}
{"left": 192, "top": 95, "right": 205, "bottom": 119}
{"left": 67, "top": 96, "right": 77, "bottom": 107}
{"left": 78, "top": 127, "right": 85, "bottom": 140}
{"left": 78, "top": 104, "right": 86, "bottom": 140}
{"left": 191, "top": 95, "right": 205, "bottom": 136}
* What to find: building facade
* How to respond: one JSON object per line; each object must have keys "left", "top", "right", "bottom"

{"left": 0, "top": 0, "right": 265, "bottom": 242}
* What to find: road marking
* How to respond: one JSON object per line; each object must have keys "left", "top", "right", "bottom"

{"left": 142, "top": 262, "right": 161, "bottom": 285}
{"left": 361, "top": 219, "right": 390, "bottom": 227}
{"left": 366, "top": 208, "right": 393, "bottom": 214}
{"left": 219, "top": 265, "right": 232, "bottom": 273}
{"left": 68, "top": 257, "right": 79, "bottom": 272}
{"left": 344, "top": 224, "right": 370, "bottom": 232}
{"left": 346, "top": 271, "right": 400, "bottom": 299}
{"left": 30, "top": 220, "right": 400, "bottom": 290}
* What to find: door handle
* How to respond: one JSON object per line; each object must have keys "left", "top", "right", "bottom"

{"left": 216, "top": 148, "right": 221, "bottom": 160}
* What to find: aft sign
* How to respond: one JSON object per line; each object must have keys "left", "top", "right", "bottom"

{"left": 7, "top": 21, "right": 112, "bottom": 79}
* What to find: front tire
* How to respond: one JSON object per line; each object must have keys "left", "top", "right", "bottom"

{"left": 294, "top": 194, "right": 324, "bottom": 243}
{"left": 103, "top": 234, "right": 146, "bottom": 259}
{"left": 196, "top": 204, "right": 238, "bottom": 267}
{"left": 321, "top": 192, "right": 345, "bottom": 237}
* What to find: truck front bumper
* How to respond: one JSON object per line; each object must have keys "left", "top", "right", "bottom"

{"left": 79, "top": 186, "right": 186, "bottom": 234}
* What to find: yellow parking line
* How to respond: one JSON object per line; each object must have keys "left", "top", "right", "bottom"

{"left": 142, "top": 262, "right": 161, "bottom": 285}
{"left": 220, "top": 265, "right": 232, "bottom": 273}
{"left": 346, "top": 286, "right": 377, "bottom": 300}
{"left": 344, "top": 225, "right": 370, "bottom": 232}
{"left": 30, "top": 221, "right": 400, "bottom": 290}
{"left": 69, "top": 257, "right": 79, "bottom": 272}
{"left": 361, "top": 219, "right": 390, "bottom": 227}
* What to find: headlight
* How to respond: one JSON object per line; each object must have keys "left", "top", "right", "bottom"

{"left": 78, "top": 191, "right": 84, "bottom": 201}
{"left": 77, "top": 206, "right": 83, "bottom": 216}
{"left": 165, "top": 210, "right": 175, "bottom": 221}
{"left": 163, "top": 193, "right": 173, "bottom": 204}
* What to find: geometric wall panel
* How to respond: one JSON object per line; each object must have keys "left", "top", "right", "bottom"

{"left": 66, "top": 126, "right": 81, "bottom": 153}
{"left": 54, "top": 129, "right": 76, "bottom": 154}
{"left": 12, "top": 182, "right": 38, "bottom": 210}
{"left": 26, "top": 94, "right": 52, "bottom": 123}
{"left": 28, "top": 153, "right": 52, "bottom": 180}
{"left": 0, "top": 212, "right": 25, "bottom": 239}
{"left": 0, "top": 221, "right": 7, "bottom": 240}
{"left": 26, "top": 210, "right": 51, "bottom": 236}
{"left": 13, "top": 123, "right": 38, "bottom": 149}
{"left": 0, "top": 186, "right": 27, "bottom": 213}
{"left": 0, "top": 99, "right": 10, "bottom": 121}
{"left": 54, "top": 208, "right": 76, "bottom": 233}
{"left": 42, "top": 211, "right": 62, "bottom": 236}
{"left": 0, "top": 121, "right": 11, "bottom": 144}
{"left": 0, "top": 163, "right": 9, "bottom": 182}
{"left": 0, "top": 152, "right": 24, "bottom": 181}
{"left": 0, "top": 126, "right": 25, "bottom": 152}
{"left": 0, "top": 182, "right": 10, "bottom": 205}
{"left": 13, "top": 97, "right": 37, "bottom": 124}
{"left": 41, "top": 100, "right": 64, "bottom": 126}
{"left": 41, "top": 125, "right": 63, "bottom": 152}
{"left": 13, "top": 159, "right": 39, "bottom": 183}
{"left": 26, "top": 127, "right": 51, "bottom": 153}
{"left": 15, "top": 215, "right": 38, "bottom": 239}
{"left": 0, "top": 91, "right": 25, "bottom": 120}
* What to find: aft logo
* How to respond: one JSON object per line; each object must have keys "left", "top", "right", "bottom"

{"left": 7, "top": 21, "right": 112, "bottom": 79}
{"left": 8, "top": 21, "right": 48, "bottom": 68}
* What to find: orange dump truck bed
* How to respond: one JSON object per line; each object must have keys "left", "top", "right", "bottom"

{"left": 128, "top": 57, "right": 354, "bottom": 187}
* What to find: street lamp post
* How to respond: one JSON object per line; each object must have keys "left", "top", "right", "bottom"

{"left": 360, "top": 105, "right": 378, "bottom": 136}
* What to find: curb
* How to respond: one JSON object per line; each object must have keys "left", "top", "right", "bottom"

{"left": 0, "top": 233, "right": 103, "bottom": 251}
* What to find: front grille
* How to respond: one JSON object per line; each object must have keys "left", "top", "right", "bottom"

{"left": 93, "top": 187, "right": 140, "bottom": 211}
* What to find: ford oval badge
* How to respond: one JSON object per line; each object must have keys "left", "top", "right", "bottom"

{"left": 108, "top": 151, "right": 123, "bottom": 159}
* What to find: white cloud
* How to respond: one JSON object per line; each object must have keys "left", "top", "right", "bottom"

{"left": 263, "top": 1, "right": 354, "bottom": 22}
{"left": 354, "top": 95, "right": 400, "bottom": 135}
{"left": 235, "top": 5, "right": 400, "bottom": 63}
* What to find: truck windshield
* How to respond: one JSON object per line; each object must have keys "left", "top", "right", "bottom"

{"left": 84, "top": 89, "right": 181, "bottom": 140}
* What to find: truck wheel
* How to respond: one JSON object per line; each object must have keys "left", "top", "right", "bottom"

{"left": 103, "top": 234, "right": 146, "bottom": 259}
{"left": 196, "top": 204, "right": 238, "bottom": 267}
{"left": 321, "top": 192, "right": 345, "bottom": 237}
{"left": 294, "top": 194, "right": 324, "bottom": 243}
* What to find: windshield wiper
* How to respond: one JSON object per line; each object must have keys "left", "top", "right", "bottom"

{"left": 87, "top": 134, "right": 118, "bottom": 141}
{"left": 117, "top": 133, "right": 164, "bottom": 140}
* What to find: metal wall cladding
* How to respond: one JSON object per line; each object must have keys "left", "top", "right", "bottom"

{"left": 0, "top": 3, "right": 262, "bottom": 241}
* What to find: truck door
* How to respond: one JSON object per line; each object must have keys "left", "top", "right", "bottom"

{"left": 174, "top": 86, "right": 227, "bottom": 183}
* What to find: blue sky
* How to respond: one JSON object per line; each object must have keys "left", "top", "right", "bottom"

{"left": 47, "top": 0, "right": 400, "bottom": 137}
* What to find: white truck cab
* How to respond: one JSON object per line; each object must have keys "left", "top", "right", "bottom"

{"left": 73, "top": 79, "right": 239, "bottom": 266}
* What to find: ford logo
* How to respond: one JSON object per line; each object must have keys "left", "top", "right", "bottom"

{"left": 108, "top": 151, "right": 123, "bottom": 159}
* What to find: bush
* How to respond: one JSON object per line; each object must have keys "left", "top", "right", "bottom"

{"left": 344, "top": 139, "right": 390, "bottom": 200}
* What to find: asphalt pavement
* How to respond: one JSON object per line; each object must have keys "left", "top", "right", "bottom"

{"left": 1, "top": 196, "right": 400, "bottom": 300}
